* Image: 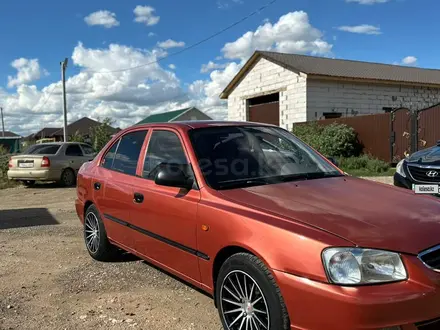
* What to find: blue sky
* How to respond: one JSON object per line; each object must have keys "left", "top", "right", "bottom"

{"left": 0, "top": 0, "right": 436, "bottom": 134}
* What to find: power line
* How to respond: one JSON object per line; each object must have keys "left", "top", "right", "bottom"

{"left": 31, "top": 83, "right": 59, "bottom": 113}
{"left": 84, "top": 0, "right": 277, "bottom": 74}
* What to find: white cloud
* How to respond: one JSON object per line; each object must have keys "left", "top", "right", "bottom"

{"left": 148, "top": 32, "right": 156, "bottom": 37}
{"left": 84, "top": 10, "right": 120, "bottom": 28}
{"left": 399, "top": 56, "right": 418, "bottom": 66}
{"left": 217, "top": 0, "right": 243, "bottom": 9}
{"left": 346, "top": 0, "right": 390, "bottom": 4}
{"left": 157, "top": 39, "right": 185, "bottom": 49}
{"left": 134, "top": 6, "right": 160, "bottom": 26}
{"left": 201, "top": 61, "right": 228, "bottom": 73}
{"left": 169, "top": 64, "right": 176, "bottom": 70}
{"left": 222, "top": 11, "right": 332, "bottom": 61}
{"left": 7, "top": 58, "right": 47, "bottom": 88}
{"left": 1, "top": 42, "right": 190, "bottom": 135}
{"left": 337, "top": 24, "right": 381, "bottom": 35}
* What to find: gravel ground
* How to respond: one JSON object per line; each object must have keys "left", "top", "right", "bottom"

{"left": 0, "top": 184, "right": 221, "bottom": 330}
{"left": 0, "top": 177, "right": 394, "bottom": 330}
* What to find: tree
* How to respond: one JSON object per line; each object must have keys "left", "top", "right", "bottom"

{"left": 91, "top": 118, "right": 115, "bottom": 152}
{"left": 70, "top": 130, "right": 85, "bottom": 143}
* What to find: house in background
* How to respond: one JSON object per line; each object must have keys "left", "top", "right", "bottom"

{"left": 50, "top": 117, "right": 119, "bottom": 142}
{"left": 26, "top": 117, "right": 119, "bottom": 143}
{"left": 0, "top": 131, "right": 22, "bottom": 153}
{"left": 136, "top": 107, "right": 212, "bottom": 125}
{"left": 221, "top": 51, "right": 440, "bottom": 130}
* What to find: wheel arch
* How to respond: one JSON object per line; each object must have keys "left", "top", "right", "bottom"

{"left": 212, "top": 244, "right": 271, "bottom": 306}
{"left": 84, "top": 200, "right": 94, "bottom": 218}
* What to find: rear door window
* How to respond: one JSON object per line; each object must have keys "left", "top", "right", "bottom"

{"left": 65, "top": 144, "right": 84, "bottom": 156}
{"left": 108, "top": 130, "right": 148, "bottom": 176}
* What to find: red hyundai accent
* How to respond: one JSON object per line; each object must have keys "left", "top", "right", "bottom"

{"left": 75, "top": 121, "right": 440, "bottom": 330}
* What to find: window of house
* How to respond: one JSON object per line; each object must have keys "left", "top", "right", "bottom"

{"left": 143, "top": 130, "right": 189, "bottom": 180}
{"left": 65, "top": 144, "right": 83, "bottom": 156}
{"left": 323, "top": 112, "right": 342, "bottom": 119}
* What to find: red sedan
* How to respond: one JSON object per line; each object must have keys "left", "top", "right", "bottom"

{"left": 75, "top": 121, "right": 440, "bottom": 330}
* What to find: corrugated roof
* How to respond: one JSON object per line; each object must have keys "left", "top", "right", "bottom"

{"left": 136, "top": 108, "right": 191, "bottom": 125}
{"left": 221, "top": 51, "right": 440, "bottom": 98}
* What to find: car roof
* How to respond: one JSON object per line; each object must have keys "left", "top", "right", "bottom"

{"left": 134, "top": 120, "right": 277, "bottom": 130}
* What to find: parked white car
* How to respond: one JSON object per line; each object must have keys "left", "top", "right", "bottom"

{"left": 7, "top": 142, "right": 96, "bottom": 187}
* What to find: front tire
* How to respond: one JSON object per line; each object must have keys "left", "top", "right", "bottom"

{"left": 84, "top": 204, "right": 117, "bottom": 261}
{"left": 215, "top": 253, "right": 290, "bottom": 330}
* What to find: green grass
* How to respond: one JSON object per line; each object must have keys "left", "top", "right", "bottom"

{"left": 344, "top": 167, "right": 396, "bottom": 177}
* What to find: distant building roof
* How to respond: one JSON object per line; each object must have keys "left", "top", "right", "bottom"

{"left": 31, "top": 127, "right": 61, "bottom": 140}
{"left": 136, "top": 107, "right": 193, "bottom": 125}
{"left": 51, "top": 117, "right": 118, "bottom": 137}
{"left": 221, "top": 51, "right": 440, "bottom": 98}
{"left": 1, "top": 131, "right": 20, "bottom": 138}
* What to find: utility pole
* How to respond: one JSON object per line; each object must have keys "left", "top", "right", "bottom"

{"left": 1, "top": 107, "right": 4, "bottom": 137}
{"left": 60, "top": 58, "right": 69, "bottom": 142}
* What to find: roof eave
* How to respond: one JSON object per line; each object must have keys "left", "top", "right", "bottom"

{"left": 307, "top": 73, "right": 440, "bottom": 87}
{"left": 219, "top": 52, "right": 263, "bottom": 99}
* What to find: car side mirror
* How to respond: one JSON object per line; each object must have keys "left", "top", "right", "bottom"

{"left": 155, "top": 165, "right": 193, "bottom": 190}
{"left": 327, "top": 157, "right": 339, "bottom": 167}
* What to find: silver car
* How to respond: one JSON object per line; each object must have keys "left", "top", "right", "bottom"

{"left": 7, "top": 142, "right": 96, "bottom": 187}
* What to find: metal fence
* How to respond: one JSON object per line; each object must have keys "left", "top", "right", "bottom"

{"left": 294, "top": 104, "right": 440, "bottom": 164}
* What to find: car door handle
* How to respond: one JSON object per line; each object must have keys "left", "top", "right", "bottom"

{"left": 94, "top": 182, "right": 101, "bottom": 191}
{"left": 133, "top": 192, "right": 144, "bottom": 204}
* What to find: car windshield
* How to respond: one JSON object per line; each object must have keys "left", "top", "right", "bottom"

{"left": 23, "top": 144, "right": 61, "bottom": 155}
{"left": 189, "top": 126, "right": 342, "bottom": 190}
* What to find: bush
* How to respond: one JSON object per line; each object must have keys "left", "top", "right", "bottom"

{"left": 292, "top": 122, "right": 360, "bottom": 158}
{"left": 0, "top": 155, "right": 9, "bottom": 178}
{"left": 338, "top": 155, "right": 390, "bottom": 173}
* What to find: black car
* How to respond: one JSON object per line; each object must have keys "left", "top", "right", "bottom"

{"left": 394, "top": 141, "right": 440, "bottom": 190}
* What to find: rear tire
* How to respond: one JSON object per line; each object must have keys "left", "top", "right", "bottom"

{"left": 22, "top": 180, "right": 35, "bottom": 187}
{"left": 215, "top": 253, "right": 290, "bottom": 330}
{"left": 60, "top": 168, "right": 76, "bottom": 187}
{"left": 84, "top": 204, "right": 117, "bottom": 261}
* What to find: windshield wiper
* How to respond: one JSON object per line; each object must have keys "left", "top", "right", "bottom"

{"left": 280, "top": 172, "right": 343, "bottom": 183}
{"left": 217, "top": 178, "right": 270, "bottom": 190}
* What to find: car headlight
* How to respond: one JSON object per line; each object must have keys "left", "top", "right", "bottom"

{"left": 396, "top": 159, "right": 406, "bottom": 178}
{"left": 322, "top": 248, "right": 407, "bottom": 285}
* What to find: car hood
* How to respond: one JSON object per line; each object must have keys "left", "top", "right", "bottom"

{"left": 407, "top": 145, "right": 440, "bottom": 164}
{"left": 219, "top": 176, "right": 440, "bottom": 255}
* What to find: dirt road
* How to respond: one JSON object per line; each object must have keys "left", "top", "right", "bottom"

{"left": 0, "top": 177, "right": 394, "bottom": 330}
{"left": 0, "top": 185, "right": 221, "bottom": 330}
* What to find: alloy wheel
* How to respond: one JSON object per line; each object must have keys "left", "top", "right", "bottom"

{"left": 220, "top": 270, "right": 270, "bottom": 330}
{"left": 85, "top": 212, "right": 100, "bottom": 254}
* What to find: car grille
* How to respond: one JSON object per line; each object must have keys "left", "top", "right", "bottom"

{"left": 407, "top": 165, "right": 440, "bottom": 183}
{"left": 416, "top": 317, "right": 440, "bottom": 329}
{"left": 418, "top": 245, "right": 440, "bottom": 271}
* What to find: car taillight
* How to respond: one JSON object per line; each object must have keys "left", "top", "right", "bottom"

{"left": 41, "top": 156, "right": 50, "bottom": 167}
{"left": 8, "top": 158, "right": 13, "bottom": 168}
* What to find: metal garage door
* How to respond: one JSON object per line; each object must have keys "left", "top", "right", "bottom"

{"left": 247, "top": 93, "right": 280, "bottom": 126}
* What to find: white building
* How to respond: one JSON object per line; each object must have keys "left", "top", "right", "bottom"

{"left": 220, "top": 51, "right": 440, "bottom": 130}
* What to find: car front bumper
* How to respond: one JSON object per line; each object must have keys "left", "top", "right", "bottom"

{"left": 275, "top": 255, "right": 440, "bottom": 330}
{"left": 394, "top": 172, "right": 413, "bottom": 189}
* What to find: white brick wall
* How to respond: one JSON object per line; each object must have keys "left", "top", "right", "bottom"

{"left": 227, "top": 58, "right": 307, "bottom": 130}
{"left": 227, "top": 59, "right": 440, "bottom": 127}
{"left": 307, "top": 79, "right": 440, "bottom": 120}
